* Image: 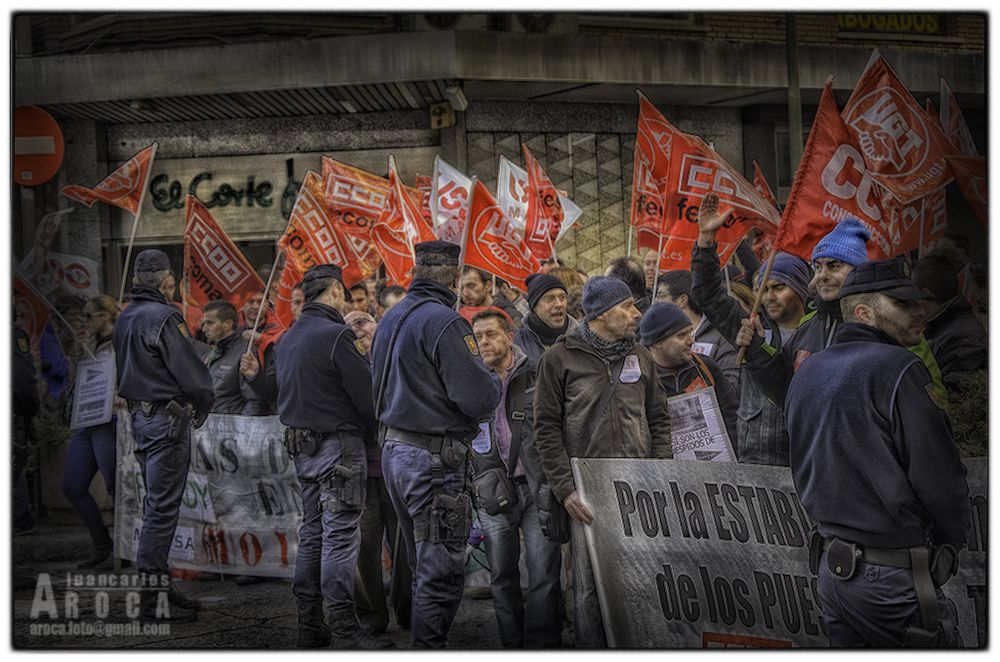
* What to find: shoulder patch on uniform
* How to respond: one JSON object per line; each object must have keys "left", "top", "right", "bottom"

{"left": 925, "top": 382, "right": 946, "bottom": 410}
{"left": 177, "top": 322, "right": 191, "bottom": 338}
{"left": 464, "top": 334, "right": 479, "bottom": 356}
{"left": 353, "top": 338, "right": 367, "bottom": 357}
{"left": 17, "top": 336, "right": 29, "bottom": 353}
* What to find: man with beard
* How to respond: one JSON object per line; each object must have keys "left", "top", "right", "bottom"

{"left": 200, "top": 301, "right": 259, "bottom": 414}
{"left": 786, "top": 258, "right": 970, "bottom": 648}
{"left": 534, "top": 276, "right": 671, "bottom": 647}
{"left": 514, "top": 273, "right": 576, "bottom": 361}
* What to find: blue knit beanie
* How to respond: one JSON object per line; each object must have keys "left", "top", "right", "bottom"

{"left": 811, "top": 218, "right": 871, "bottom": 266}
{"left": 756, "top": 253, "right": 812, "bottom": 303}
{"left": 639, "top": 302, "right": 692, "bottom": 347}
{"left": 582, "top": 276, "right": 632, "bottom": 322}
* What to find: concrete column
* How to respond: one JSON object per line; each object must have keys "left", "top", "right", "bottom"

{"left": 440, "top": 110, "right": 468, "bottom": 172}
{"left": 57, "top": 118, "right": 109, "bottom": 288}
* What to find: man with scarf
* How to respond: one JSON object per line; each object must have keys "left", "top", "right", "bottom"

{"left": 113, "top": 249, "right": 215, "bottom": 622}
{"left": 534, "top": 275, "right": 672, "bottom": 648}
{"left": 274, "top": 264, "right": 392, "bottom": 650}
{"left": 514, "top": 273, "right": 577, "bottom": 360}
{"left": 370, "top": 240, "right": 501, "bottom": 648}
{"left": 786, "top": 258, "right": 970, "bottom": 647}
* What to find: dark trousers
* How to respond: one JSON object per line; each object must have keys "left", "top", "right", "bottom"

{"left": 478, "top": 480, "right": 563, "bottom": 647}
{"left": 131, "top": 411, "right": 190, "bottom": 575}
{"left": 292, "top": 433, "right": 366, "bottom": 613}
{"left": 382, "top": 439, "right": 468, "bottom": 648}
{"left": 818, "top": 554, "right": 963, "bottom": 647}
{"left": 355, "top": 476, "right": 398, "bottom": 632}
{"left": 62, "top": 419, "right": 117, "bottom": 541}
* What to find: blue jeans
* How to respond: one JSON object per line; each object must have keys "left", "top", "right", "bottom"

{"left": 292, "top": 433, "right": 366, "bottom": 613}
{"left": 478, "top": 480, "right": 563, "bottom": 648}
{"left": 381, "top": 438, "right": 468, "bottom": 648}
{"left": 62, "top": 419, "right": 117, "bottom": 540}
{"left": 131, "top": 411, "right": 190, "bottom": 575}
{"left": 818, "top": 555, "right": 963, "bottom": 647}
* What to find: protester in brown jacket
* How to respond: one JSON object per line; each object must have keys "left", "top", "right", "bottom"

{"left": 533, "top": 275, "right": 671, "bottom": 648}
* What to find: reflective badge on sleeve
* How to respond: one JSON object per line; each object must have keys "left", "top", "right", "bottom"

{"left": 464, "top": 334, "right": 479, "bottom": 356}
{"left": 177, "top": 323, "right": 191, "bottom": 338}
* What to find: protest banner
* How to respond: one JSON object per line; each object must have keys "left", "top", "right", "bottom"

{"left": 19, "top": 247, "right": 101, "bottom": 299}
{"left": 667, "top": 390, "right": 736, "bottom": 463}
{"left": 114, "top": 414, "right": 303, "bottom": 578}
{"left": 69, "top": 354, "right": 115, "bottom": 429}
{"left": 571, "top": 457, "right": 985, "bottom": 648}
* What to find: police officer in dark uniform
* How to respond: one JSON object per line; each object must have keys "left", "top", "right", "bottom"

{"left": 113, "top": 249, "right": 215, "bottom": 622}
{"left": 370, "top": 241, "right": 501, "bottom": 648}
{"left": 785, "top": 258, "right": 971, "bottom": 648}
{"left": 274, "top": 264, "right": 392, "bottom": 650}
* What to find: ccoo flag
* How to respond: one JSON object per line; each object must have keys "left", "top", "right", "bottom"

{"left": 61, "top": 143, "right": 157, "bottom": 215}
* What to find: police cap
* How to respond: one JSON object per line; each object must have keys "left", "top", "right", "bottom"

{"left": 302, "top": 264, "right": 344, "bottom": 287}
{"left": 839, "top": 258, "right": 930, "bottom": 301}
{"left": 414, "top": 241, "right": 461, "bottom": 267}
{"left": 134, "top": 249, "right": 171, "bottom": 274}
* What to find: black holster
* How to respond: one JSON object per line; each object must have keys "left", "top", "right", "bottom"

{"left": 320, "top": 463, "right": 364, "bottom": 513}
{"left": 284, "top": 428, "right": 323, "bottom": 457}
{"left": 165, "top": 400, "right": 192, "bottom": 442}
{"left": 825, "top": 538, "right": 860, "bottom": 581}
{"left": 427, "top": 492, "right": 471, "bottom": 544}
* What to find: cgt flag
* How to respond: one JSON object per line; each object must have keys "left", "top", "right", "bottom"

{"left": 776, "top": 79, "right": 895, "bottom": 261}
{"left": 521, "top": 144, "right": 565, "bottom": 262}
{"left": 431, "top": 156, "right": 473, "bottom": 244}
{"left": 183, "top": 195, "right": 265, "bottom": 312}
{"left": 462, "top": 179, "right": 541, "bottom": 293}
{"left": 842, "top": 53, "right": 956, "bottom": 204}
{"left": 61, "top": 143, "right": 157, "bottom": 215}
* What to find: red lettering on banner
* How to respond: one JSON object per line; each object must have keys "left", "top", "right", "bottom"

{"left": 239, "top": 532, "right": 263, "bottom": 567}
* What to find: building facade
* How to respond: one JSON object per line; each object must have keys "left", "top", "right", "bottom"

{"left": 13, "top": 12, "right": 987, "bottom": 294}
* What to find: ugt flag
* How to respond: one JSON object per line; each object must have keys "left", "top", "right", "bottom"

{"left": 521, "top": 144, "right": 565, "bottom": 262}
{"left": 183, "top": 195, "right": 264, "bottom": 311}
{"left": 842, "top": 53, "right": 956, "bottom": 204}
{"left": 462, "top": 179, "right": 541, "bottom": 293}
{"left": 431, "top": 156, "right": 472, "bottom": 244}
{"left": 61, "top": 143, "right": 157, "bottom": 215}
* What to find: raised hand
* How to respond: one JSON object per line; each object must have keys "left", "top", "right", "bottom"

{"left": 698, "top": 192, "right": 734, "bottom": 238}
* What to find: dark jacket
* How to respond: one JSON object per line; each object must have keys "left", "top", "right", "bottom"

{"left": 786, "top": 323, "right": 971, "bottom": 549}
{"left": 113, "top": 285, "right": 215, "bottom": 414}
{"left": 692, "top": 314, "right": 740, "bottom": 390}
{"left": 690, "top": 243, "right": 792, "bottom": 466}
{"left": 370, "top": 280, "right": 501, "bottom": 440}
{"left": 13, "top": 326, "right": 39, "bottom": 419}
{"left": 471, "top": 346, "right": 548, "bottom": 501}
{"left": 534, "top": 327, "right": 672, "bottom": 503}
{"left": 655, "top": 353, "right": 738, "bottom": 447}
{"left": 275, "top": 303, "right": 374, "bottom": 436}
{"left": 924, "top": 295, "right": 988, "bottom": 394}
{"left": 492, "top": 295, "right": 525, "bottom": 328}
{"left": 242, "top": 342, "right": 278, "bottom": 415}
{"left": 204, "top": 332, "right": 259, "bottom": 415}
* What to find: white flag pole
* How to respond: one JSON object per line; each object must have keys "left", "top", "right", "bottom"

{"left": 118, "top": 142, "right": 159, "bottom": 305}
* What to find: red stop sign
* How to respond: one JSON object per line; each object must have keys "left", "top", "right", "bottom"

{"left": 14, "top": 105, "right": 64, "bottom": 187}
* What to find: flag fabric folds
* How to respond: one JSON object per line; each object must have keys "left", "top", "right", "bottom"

{"left": 462, "top": 179, "right": 541, "bottom": 292}
{"left": 61, "top": 143, "right": 157, "bottom": 215}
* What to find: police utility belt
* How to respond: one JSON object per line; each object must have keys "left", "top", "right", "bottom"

{"left": 283, "top": 428, "right": 364, "bottom": 514}
{"left": 128, "top": 399, "right": 201, "bottom": 440}
{"left": 382, "top": 426, "right": 472, "bottom": 545}
{"left": 809, "top": 532, "right": 960, "bottom": 647}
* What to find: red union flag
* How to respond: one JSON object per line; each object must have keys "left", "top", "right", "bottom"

{"left": 431, "top": 156, "right": 472, "bottom": 244}
{"left": 752, "top": 161, "right": 779, "bottom": 208}
{"left": 462, "top": 179, "right": 541, "bottom": 292}
{"left": 878, "top": 187, "right": 948, "bottom": 257}
{"left": 521, "top": 144, "right": 564, "bottom": 262}
{"left": 61, "top": 143, "right": 157, "bottom": 215}
{"left": 379, "top": 155, "right": 436, "bottom": 249}
{"left": 777, "top": 80, "right": 893, "bottom": 261}
{"left": 940, "top": 78, "right": 979, "bottom": 157}
{"left": 183, "top": 195, "right": 264, "bottom": 311}
{"left": 370, "top": 224, "right": 415, "bottom": 287}
{"left": 321, "top": 157, "right": 389, "bottom": 239}
{"left": 946, "top": 155, "right": 987, "bottom": 227}
{"left": 631, "top": 93, "right": 673, "bottom": 252}
{"left": 842, "top": 54, "right": 956, "bottom": 204}
{"left": 656, "top": 124, "right": 780, "bottom": 271}
{"left": 415, "top": 174, "right": 434, "bottom": 225}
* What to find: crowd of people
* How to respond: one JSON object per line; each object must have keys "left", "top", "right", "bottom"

{"left": 11, "top": 192, "right": 987, "bottom": 649}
